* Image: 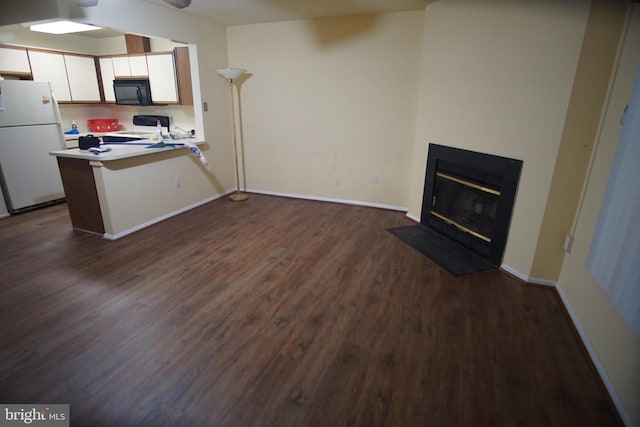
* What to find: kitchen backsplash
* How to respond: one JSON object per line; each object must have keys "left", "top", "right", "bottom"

{"left": 59, "top": 104, "right": 196, "bottom": 135}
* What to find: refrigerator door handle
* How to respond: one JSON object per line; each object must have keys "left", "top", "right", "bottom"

{"left": 50, "top": 89, "right": 67, "bottom": 150}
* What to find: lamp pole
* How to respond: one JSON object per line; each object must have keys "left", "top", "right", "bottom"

{"left": 216, "top": 68, "right": 248, "bottom": 202}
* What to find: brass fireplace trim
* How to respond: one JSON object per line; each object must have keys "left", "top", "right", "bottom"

{"left": 430, "top": 210, "right": 492, "bottom": 243}
{"left": 436, "top": 172, "right": 501, "bottom": 196}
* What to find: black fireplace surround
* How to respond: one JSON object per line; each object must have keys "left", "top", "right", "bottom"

{"left": 420, "top": 144, "right": 523, "bottom": 266}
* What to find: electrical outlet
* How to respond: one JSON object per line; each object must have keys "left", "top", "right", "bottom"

{"left": 175, "top": 177, "right": 181, "bottom": 188}
{"left": 371, "top": 174, "right": 379, "bottom": 184}
{"left": 203, "top": 102, "right": 208, "bottom": 112}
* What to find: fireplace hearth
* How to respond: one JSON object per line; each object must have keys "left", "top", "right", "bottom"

{"left": 421, "top": 144, "right": 523, "bottom": 266}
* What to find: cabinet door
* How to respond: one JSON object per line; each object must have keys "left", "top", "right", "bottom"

{"left": 0, "top": 47, "right": 31, "bottom": 75}
{"left": 99, "top": 57, "right": 116, "bottom": 102}
{"left": 64, "top": 55, "right": 101, "bottom": 102}
{"left": 146, "top": 53, "right": 178, "bottom": 104}
{"left": 174, "top": 46, "right": 193, "bottom": 105}
{"left": 28, "top": 50, "right": 71, "bottom": 102}
{"left": 112, "top": 56, "right": 131, "bottom": 77}
{"left": 129, "top": 55, "right": 148, "bottom": 76}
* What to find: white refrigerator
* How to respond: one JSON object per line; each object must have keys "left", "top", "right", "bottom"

{"left": 0, "top": 80, "right": 66, "bottom": 213}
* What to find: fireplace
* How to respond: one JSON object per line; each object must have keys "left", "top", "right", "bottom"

{"left": 421, "top": 144, "right": 523, "bottom": 266}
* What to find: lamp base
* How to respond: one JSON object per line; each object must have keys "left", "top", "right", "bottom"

{"left": 229, "top": 191, "right": 249, "bottom": 202}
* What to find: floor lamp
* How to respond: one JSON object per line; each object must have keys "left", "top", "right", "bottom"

{"left": 216, "top": 67, "right": 248, "bottom": 202}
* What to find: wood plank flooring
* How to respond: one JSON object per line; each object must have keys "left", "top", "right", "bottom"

{"left": 0, "top": 194, "right": 622, "bottom": 426}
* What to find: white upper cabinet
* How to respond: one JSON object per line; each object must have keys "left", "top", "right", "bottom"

{"left": 146, "top": 53, "right": 178, "bottom": 104}
{"left": 112, "top": 55, "right": 148, "bottom": 78}
{"left": 112, "top": 56, "right": 131, "bottom": 77}
{"left": 129, "top": 55, "right": 148, "bottom": 76}
{"left": 28, "top": 50, "right": 101, "bottom": 103}
{"left": 102, "top": 51, "right": 185, "bottom": 105}
{"left": 3, "top": 42, "right": 191, "bottom": 105}
{"left": 64, "top": 55, "right": 101, "bottom": 102}
{"left": 99, "top": 57, "right": 116, "bottom": 102}
{"left": 28, "top": 50, "right": 72, "bottom": 102}
{"left": 0, "top": 47, "right": 31, "bottom": 75}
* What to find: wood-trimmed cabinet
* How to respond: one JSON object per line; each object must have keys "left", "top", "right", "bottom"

{"left": 174, "top": 47, "right": 193, "bottom": 106}
{"left": 111, "top": 55, "right": 148, "bottom": 78}
{"left": 0, "top": 46, "right": 31, "bottom": 77}
{"left": 99, "top": 55, "right": 149, "bottom": 103}
{"left": 64, "top": 54, "right": 102, "bottom": 102}
{"left": 3, "top": 43, "right": 192, "bottom": 106}
{"left": 98, "top": 48, "right": 192, "bottom": 105}
{"left": 146, "top": 52, "right": 178, "bottom": 104}
{"left": 28, "top": 50, "right": 71, "bottom": 101}
{"left": 28, "top": 50, "right": 101, "bottom": 103}
{"left": 98, "top": 57, "right": 116, "bottom": 102}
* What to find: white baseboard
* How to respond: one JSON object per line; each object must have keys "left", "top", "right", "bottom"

{"left": 499, "top": 263, "right": 558, "bottom": 287}
{"left": 499, "top": 263, "right": 531, "bottom": 283}
{"left": 102, "top": 193, "right": 226, "bottom": 240}
{"left": 246, "top": 188, "right": 408, "bottom": 212}
{"left": 0, "top": 213, "right": 11, "bottom": 220}
{"left": 103, "top": 189, "right": 404, "bottom": 240}
{"left": 405, "top": 212, "right": 420, "bottom": 223}
{"left": 500, "top": 263, "right": 631, "bottom": 426}
{"left": 528, "top": 277, "right": 559, "bottom": 287}
{"left": 554, "top": 285, "right": 632, "bottom": 427}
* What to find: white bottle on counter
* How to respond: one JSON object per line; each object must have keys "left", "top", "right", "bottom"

{"left": 151, "top": 119, "right": 163, "bottom": 142}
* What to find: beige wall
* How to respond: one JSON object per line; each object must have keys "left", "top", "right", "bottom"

{"left": 226, "top": 11, "right": 424, "bottom": 207}
{"left": 92, "top": 145, "right": 221, "bottom": 237}
{"left": 530, "top": 0, "right": 629, "bottom": 280}
{"left": 3, "top": 0, "right": 638, "bottom": 422}
{"left": 70, "top": 0, "right": 234, "bottom": 193}
{"left": 70, "top": 0, "right": 239, "bottom": 209}
{"left": 56, "top": 104, "right": 196, "bottom": 138}
{"left": 558, "top": 5, "right": 640, "bottom": 426}
{"left": 0, "top": 28, "right": 197, "bottom": 133}
{"left": 408, "top": 0, "right": 590, "bottom": 277}
{"left": 1, "top": 0, "right": 237, "bottom": 203}
{"left": 0, "top": 189, "right": 8, "bottom": 217}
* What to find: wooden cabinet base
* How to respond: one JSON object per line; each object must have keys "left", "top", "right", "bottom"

{"left": 56, "top": 157, "right": 105, "bottom": 234}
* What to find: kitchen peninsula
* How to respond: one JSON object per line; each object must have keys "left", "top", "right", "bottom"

{"left": 50, "top": 139, "right": 215, "bottom": 239}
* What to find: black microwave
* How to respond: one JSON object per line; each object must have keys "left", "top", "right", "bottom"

{"left": 113, "top": 79, "right": 153, "bottom": 105}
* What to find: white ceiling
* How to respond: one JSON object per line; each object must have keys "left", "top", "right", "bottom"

{"left": 141, "top": 0, "right": 431, "bottom": 26}
{"left": 0, "top": 0, "right": 431, "bottom": 41}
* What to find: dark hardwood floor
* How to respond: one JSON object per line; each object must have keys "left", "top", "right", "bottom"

{"left": 0, "top": 194, "right": 621, "bottom": 426}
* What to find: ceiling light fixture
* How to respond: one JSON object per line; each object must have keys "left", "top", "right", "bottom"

{"left": 74, "top": 0, "right": 98, "bottom": 6}
{"left": 74, "top": 0, "right": 191, "bottom": 9}
{"left": 30, "top": 20, "right": 102, "bottom": 35}
{"left": 162, "top": 0, "right": 191, "bottom": 9}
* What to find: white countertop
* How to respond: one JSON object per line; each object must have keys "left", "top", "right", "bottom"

{"left": 50, "top": 138, "right": 205, "bottom": 161}
{"left": 64, "top": 132, "right": 115, "bottom": 140}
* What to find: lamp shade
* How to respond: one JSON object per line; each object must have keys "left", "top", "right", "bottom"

{"left": 216, "top": 68, "right": 247, "bottom": 81}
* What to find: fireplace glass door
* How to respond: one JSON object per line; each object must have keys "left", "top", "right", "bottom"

{"left": 431, "top": 172, "right": 500, "bottom": 243}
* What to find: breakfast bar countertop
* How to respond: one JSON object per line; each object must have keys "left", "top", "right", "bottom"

{"left": 50, "top": 137, "right": 212, "bottom": 240}
{"left": 50, "top": 138, "right": 205, "bottom": 162}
